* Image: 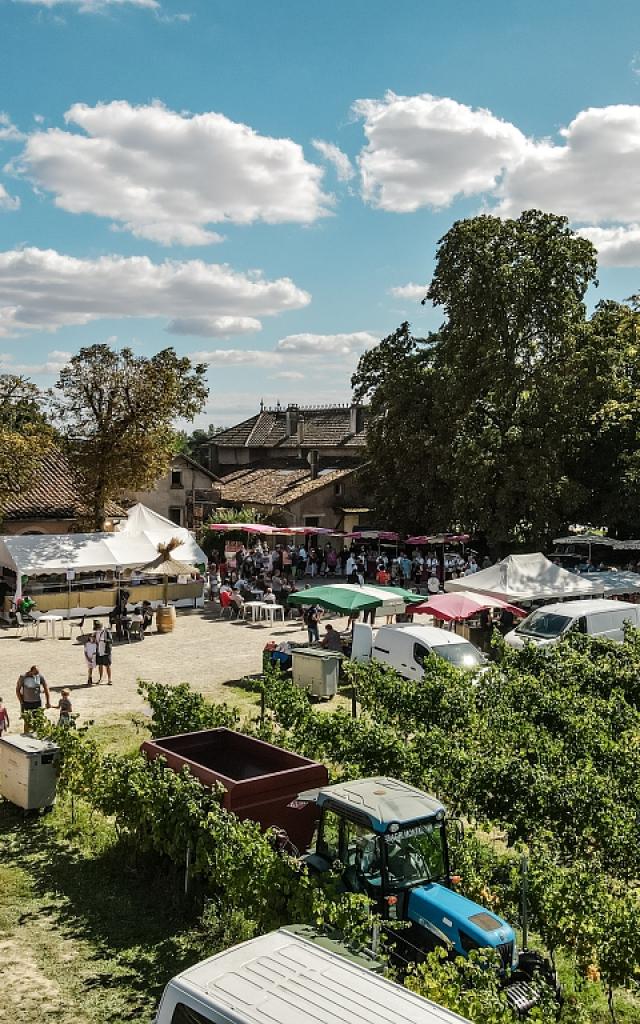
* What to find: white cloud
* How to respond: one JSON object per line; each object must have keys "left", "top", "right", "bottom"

{"left": 270, "top": 370, "right": 304, "bottom": 381}
{"left": 15, "top": 0, "right": 160, "bottom": 10}
{"left": 0, "top": 247, "right": 310, "bottom": 337}
{"left": 578, "top": 225, "right": 640, "bottom": 267}
{"left": 166, "top": 316, "right": 262, "bottom": 338}
{"left": 16, "top": 100, "right": 332, "bottom": 244}
{"left": 496, "top": 106, "right": 640, "bottom": 225}
{"left": 190, "top": 331, "right": 380, "bottom": 371}
{"left": 312, "top": 139, "right": 354, "bottom": 182}
{"left": 276, "top": 331, "right": 379, "bottom": 355}
{"left": 0, "top": 349, "right": 71, "bottom": 375}
{"left": 0, "top": 113, "right": 24, "bottom": 142}
{"left": 354, "top": 91, "right": 526, "bottom": 212}
{"left": 388, "top": 282, "right": 427, "bottom": 300}
{"left": 189, "top": 349, "right": 284, "bottom": 368}
{"left": 0, "top": 184, "right": 20, "bottom": 211}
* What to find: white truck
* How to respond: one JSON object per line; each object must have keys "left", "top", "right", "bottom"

{"left": 155, "top": 926, "right": 470, "bottom": 1024}
{"left": 351, "top": 622, "right": 485, "bottom": 678}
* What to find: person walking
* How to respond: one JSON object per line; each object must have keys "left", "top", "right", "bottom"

{"left": 16, "top": 666, "right": 51, "bottom": 729}
{"left": 84, "top": 631, "right": 97, "bottom": 686}
{"left": 304, "top": 604, "right": 320, "bottom": 643}
{"left": 94, "top": 620, "right": 114, "bottom": 685}
{"left": 57, "top": 688, "right": 74, "bottom": 727}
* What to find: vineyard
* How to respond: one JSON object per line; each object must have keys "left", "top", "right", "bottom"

{"left": 22, "top": 628, "right": 640, "bottom": 1023}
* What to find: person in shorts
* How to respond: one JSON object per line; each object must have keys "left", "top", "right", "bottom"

{"left": 16, "top": 666, "right": 51, "bottom": 729}
{"left": 57, "top": 689, "right": 74, "bottom": 727}
{"left": 94, "top": 620, "right": 113, "bottom": 685}
{"left": 84, "top": 632, "right": 97, "bottom": 686}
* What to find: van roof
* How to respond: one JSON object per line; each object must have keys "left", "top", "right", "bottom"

{"left": 169, "top": 928, "right": 468, "bottom": 1024}
{"left": 526, "top": 599, "right": 638, "bottom": 616}
{"left": 375, "top": 623, "right": 471, "bottom": 646}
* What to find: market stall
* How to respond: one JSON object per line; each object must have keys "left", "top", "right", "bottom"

{"left": 444, "top": 552, "right": 602, "bottom": 604}
{"left": 0, "top": 504, "right": 206, "bottom": 620}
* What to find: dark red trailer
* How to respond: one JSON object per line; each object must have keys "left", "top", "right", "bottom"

{"left": 141, "top": 727, "right": 328, "bottom": 851}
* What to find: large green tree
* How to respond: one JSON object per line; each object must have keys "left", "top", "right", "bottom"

{"left": 569, "top": 299, "right": 640, "bottom": 536}
{"left": 54, "top": 345, "right": 208, "bottom": 530}
{"left": 0, "top": 375, "right": 53, "bottom": 514}
{"left": 352, "top": 322, "right": 450, "bottom": 534}
{"left": 354, "top": 210, "right": 613, "bottom": 547}
{"left": 427, "top": 210, "right": 598, "bottom": 545}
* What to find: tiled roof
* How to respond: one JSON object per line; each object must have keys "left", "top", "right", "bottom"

{"left": 1, "top": 450, "right": 125, "bottom": 522}
{"left": 219, "top": 462, "right": 358, "bottom": 507}
{"left": 175, "top": 452, "right": 221, "bottom": 482}
{"left": 213, "top": 406, "right": 368, "bottom": 450}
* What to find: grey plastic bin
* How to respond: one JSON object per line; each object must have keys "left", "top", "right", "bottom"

{"left": 291, "top": 647, "right": 342, "bottom": 698}
{"left": 0, "top": 734, "right": 61, "bottom": 810}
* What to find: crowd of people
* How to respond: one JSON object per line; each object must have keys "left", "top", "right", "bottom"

{"left": 207, "top": 539, "right": 491, "bottom": 609}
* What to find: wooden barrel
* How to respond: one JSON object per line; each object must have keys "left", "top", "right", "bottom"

{"left": 156, "top": 605, "right": 177, "bottom": 634}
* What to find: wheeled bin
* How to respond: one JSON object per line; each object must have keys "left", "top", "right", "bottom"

{"left": 0, "top": 734, "right": 61, "bottom": 810}
{"left": 291, "top": 647, "right": 342, "bottom": 698}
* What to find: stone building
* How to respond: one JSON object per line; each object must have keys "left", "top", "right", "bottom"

{"left": 125, "top": 452, "right": 221, "bottom": 529}
{"left": 0, "top": 451, "right": 125, "bottom": 535}
{"left": 200, "top": 403, "right": 370, "bottom": 531}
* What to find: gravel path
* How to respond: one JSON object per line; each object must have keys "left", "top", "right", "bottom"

{"left": 0, "top": 606, "right": 349, "bottom": 729}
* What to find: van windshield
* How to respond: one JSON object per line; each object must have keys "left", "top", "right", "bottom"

{"left": 432, "top": 642, "right": 482, "bottom": 669}
{"left": 516, "top": 610, "right": 572, "bottom": 639}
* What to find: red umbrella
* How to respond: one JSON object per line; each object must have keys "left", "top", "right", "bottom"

{"left": 410, "top": 590, "right": 526, "bottom": 622}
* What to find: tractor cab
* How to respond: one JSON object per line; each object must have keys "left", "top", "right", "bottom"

{"left": 303, "top": 777, "right": 452, "bottom": 915}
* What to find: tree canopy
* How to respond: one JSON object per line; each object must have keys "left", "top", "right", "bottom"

{"left": 54, "top": 345, "right": 208, "bottom": 530}
{"left": 0, "top": 375, "right": 53, "bottom": 515}
{"left": 353, "top": 210, "right": 640, "bottom": 546}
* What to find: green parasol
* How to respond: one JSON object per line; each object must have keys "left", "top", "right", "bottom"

{"left": 288, "top": 583, "right": 422, "bottom": 615}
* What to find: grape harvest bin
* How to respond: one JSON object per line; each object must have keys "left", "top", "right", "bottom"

{"left": 141, "top": 727, "right": 328, "bottom": 850}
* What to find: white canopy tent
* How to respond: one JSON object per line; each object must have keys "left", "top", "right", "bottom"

{"left": 0, "top": 504, "right": 206, "bottom": 597}
{"left": 444, "top": 552, "right": 602, "bottom": 603}
{"left": 116, "top": 503, "right": 206, "bottom": 566}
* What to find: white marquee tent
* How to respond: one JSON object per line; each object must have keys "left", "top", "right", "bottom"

{"left": 444, "top": 552, "right": 603, "bottom": 603}
{"left": 0, "top": 504, "right": 206, "bottom": 595}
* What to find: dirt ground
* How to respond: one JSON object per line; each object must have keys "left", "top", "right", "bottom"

{"left": 0, "top": 604, "right": 351, "bottom": 728}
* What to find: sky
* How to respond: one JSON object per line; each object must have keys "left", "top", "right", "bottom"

{"left": 2, "top": 0, "right": 640, "bottom": 426}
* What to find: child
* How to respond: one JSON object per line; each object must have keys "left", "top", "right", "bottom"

{"left": 57, "top": 689, "right": 73, "bottom": 727}
{"left": 84, "top": 633, "right": 97, "bottom": 686}
{"left": 0, "top": 697, "right": 9, "bottom": 735}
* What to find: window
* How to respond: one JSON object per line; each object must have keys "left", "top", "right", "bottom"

{"left": 304, "top": 516, "right": 320, "bottom": 528}
{"left": 413, "top": 643, "right": 429, "bottom": 667}
{"left": 171, "top": 469, "right": 183, "bottom": 488}
{"left": 171, "top": 1004, "right": 211, "bottom": 1024}
{"left": 334, "top": 482, "right": 344, "bottom": 496}
{"left": 168, "top": 506, "right": 182, "bottom": 526}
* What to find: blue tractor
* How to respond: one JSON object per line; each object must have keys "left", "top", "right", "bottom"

{"left": 301, "top": 776, "right": 554, "bottom": 1015}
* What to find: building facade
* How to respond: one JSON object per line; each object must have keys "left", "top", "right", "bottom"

{"left": 201, "top": 403, "right": 370, "bottom": 531}
{"left": 125, "top": 453, "right": 221, "bottom": 529}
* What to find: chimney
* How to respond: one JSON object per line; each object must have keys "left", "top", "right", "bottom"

{"left": 285, "top": 403, "right": 299, "bottom": 437}
{"left": 297, "top": 415, "right": 305, "bottom": 445}
{"left": 308, "top": 450, "right": 320, "bottom": 480}
{"left": 350, "top": 402, "right": 364, "bottom": 434}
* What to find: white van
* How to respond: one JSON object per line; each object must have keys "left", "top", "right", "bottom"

{"left": 155, "top": 926, "right": 470, "bottom": 1024}
{"left": 352, "top": 622, "right": 485, "bottom": 676}
{"left": 505, "top": 598, "right": 640, "bottom": 649}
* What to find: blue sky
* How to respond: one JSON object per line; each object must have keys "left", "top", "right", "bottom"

{"left": 2, "top": 0, "right": 640, "bottom": 425}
